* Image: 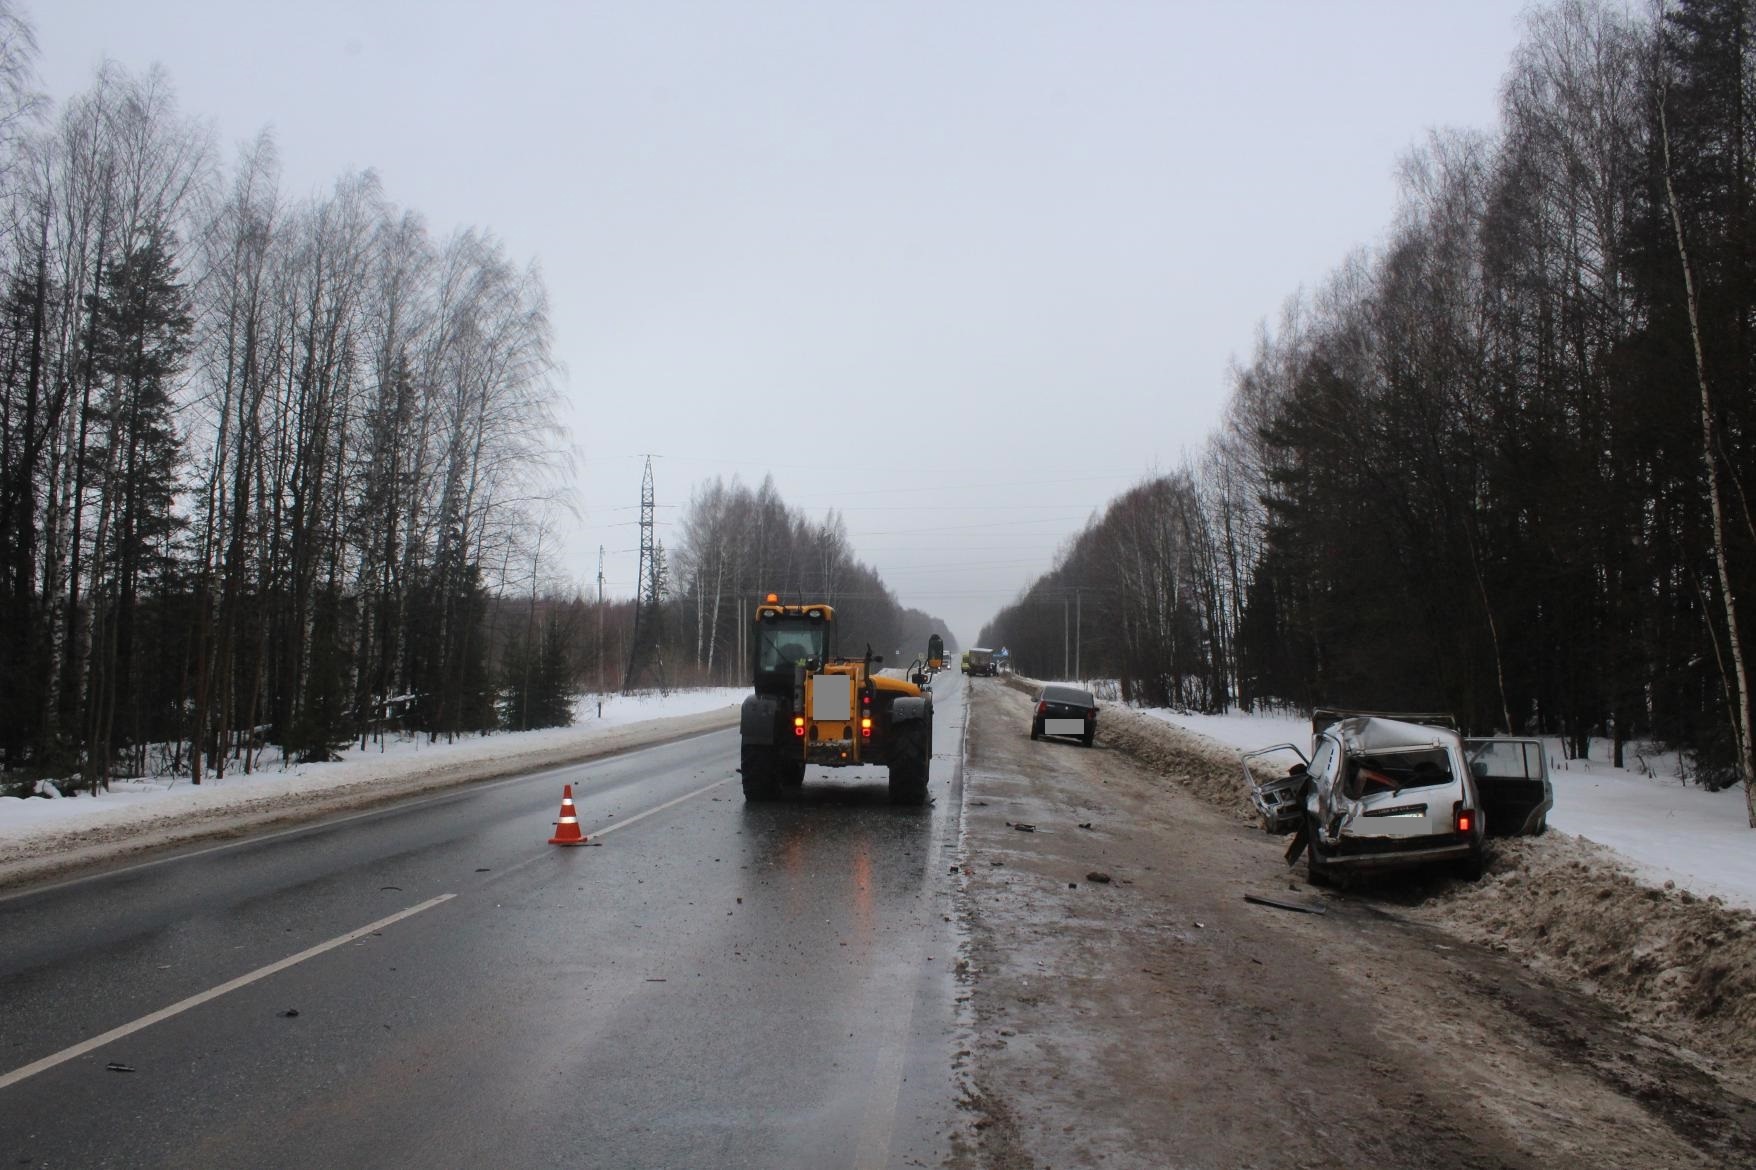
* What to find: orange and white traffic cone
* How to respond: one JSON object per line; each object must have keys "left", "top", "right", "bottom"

{"left": 548, "top": 784, "right": 590, "bottom": 846}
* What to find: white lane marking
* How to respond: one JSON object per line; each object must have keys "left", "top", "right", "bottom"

{"left": 0, "top": 893, "right": 456, "bottom": 1092}
{"left": 852, "top": 982, "right": 918, "bottom": 1170}
{"left": 0, "top": 727, "right": 739, "bottom": 904}
{"left": 474, "top": 775, "right": 737, "bottom": 889}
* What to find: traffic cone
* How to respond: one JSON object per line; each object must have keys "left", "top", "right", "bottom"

{"left": 548, "top": 784, "right": 590, "bottom": 845}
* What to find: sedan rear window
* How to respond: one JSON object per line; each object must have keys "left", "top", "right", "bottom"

{"left": 1040, "top": 685, "right": 1095, "bottom": 707}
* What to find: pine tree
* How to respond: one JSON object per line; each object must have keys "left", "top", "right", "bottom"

{"left": 81, "top": 228, "right": 191, "bottom": 787}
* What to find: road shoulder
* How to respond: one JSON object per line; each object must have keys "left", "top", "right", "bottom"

{"left": 948, "top": 678, "right": 1756, "bottom": 1170}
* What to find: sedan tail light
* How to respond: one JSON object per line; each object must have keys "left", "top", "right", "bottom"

{"left": 1036, "top": 701, "right": 1047, "bottom": 715}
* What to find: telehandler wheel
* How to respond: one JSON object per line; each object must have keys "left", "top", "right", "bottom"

{"left": 740, "top": 745, "right": 782, "bottom": 802}
{"left": 779, "top": 758, "right": 806, "bottom": 789}
{"left": 887, "top": 721, "right": 929, "bottom": 806}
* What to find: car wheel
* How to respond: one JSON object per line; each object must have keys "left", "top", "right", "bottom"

{"left": 1081, "top": 732, "right": 1094, "bottom": 748}
{"left": 1456, "top": 851, "right": 1486, "bottom": 882}
{"left": 1030, "top": 720, "right": 1041, "bottom": 741}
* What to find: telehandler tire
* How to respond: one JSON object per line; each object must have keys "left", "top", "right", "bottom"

{"left": 887, "top": 721, "right": 929, "bottom": 806}
{"left": 741, "top": 745, "right": 782, "bottom": 802}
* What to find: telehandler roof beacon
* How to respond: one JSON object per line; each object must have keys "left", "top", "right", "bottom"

{"left": 738, "top": 593, "right": 935, "bottom": 804}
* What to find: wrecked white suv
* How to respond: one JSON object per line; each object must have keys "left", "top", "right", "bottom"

{"left": 1245, "top": 711, "right": 1487, "bottom": 885}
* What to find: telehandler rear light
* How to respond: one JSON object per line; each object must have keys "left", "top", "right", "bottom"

{"left": 861, "top": 717, "right": 872, "bottom": 737}
{"left": 794, "top": 716, "right": 805, "bottom": 737}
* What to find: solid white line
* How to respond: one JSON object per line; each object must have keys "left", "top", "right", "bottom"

{"left": 0, "top": 893, "right": 456, "bottom": 1092}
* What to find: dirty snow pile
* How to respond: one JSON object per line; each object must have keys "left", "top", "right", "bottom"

{"left": 1134, "top": 702, "right": 1756, "bottom": 1069}
{"left": 0, "top": 689, "right": 743, "bottom": 880}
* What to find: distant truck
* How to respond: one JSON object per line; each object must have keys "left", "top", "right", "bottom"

{"left": 926, "top": 634, "right": 945, "bottom": 672}
{"left": 965, "top": 647, "right": 996, "bottom": 677}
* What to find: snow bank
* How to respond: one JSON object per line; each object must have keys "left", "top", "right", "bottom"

{"left": 1127, "top": 702, "right": 1756, "bottom": 1071}
{"left": 0, "top": 689, "right": 743, "bottom": 887}
{"left": 1141, "top": 706, "right": 1756, "bottom": 913}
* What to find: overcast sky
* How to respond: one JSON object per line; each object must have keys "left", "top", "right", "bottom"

{"left": 35, "top": 0, "right": 1534, "bottom": 644}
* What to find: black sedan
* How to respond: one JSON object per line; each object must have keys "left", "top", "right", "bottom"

{"left": 1030, "top": 684, "right": 1097, "bottom": 747}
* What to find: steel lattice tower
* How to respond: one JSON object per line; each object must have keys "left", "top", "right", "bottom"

{"left": 623, "top": 456, "right": 666, "bottom": 691}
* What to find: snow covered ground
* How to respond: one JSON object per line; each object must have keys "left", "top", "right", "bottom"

{"left": 0, "top": 689, "right": 744, "bottom": 863}
{"left": 1142, "top": 706, "right": 1756, "bottom": 912}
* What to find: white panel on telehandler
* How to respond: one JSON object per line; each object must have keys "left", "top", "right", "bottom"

{"left": 812, "top": 673, "right": 853, "bottom": 720}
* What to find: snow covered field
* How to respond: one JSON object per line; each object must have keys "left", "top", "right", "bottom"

{"left": 1143, "top": 706, "right": 1756, "bottom": 912}
{"left": 0, "top": 689, "right": 744, "bottom": 879}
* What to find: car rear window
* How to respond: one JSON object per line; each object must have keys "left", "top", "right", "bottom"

{"left": 1344, "top": 747, "right": 1453, "bottom": 798}
{"left": 1040, "top": 685, "right": 1094, "bottom": 706}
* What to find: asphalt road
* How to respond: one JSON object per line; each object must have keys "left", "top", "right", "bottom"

{"left": 0, "top": 682, "right": 970, "bottom": 1169}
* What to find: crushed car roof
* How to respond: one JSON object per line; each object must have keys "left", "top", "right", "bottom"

{"left": 1328, "top": 715, "right": 1460, "bottom": 752}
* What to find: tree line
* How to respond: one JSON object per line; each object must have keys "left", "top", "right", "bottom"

{"left": 981, "top": 0, "right": 1756, "bottom": 821}
{"left": 660, "top": 475, "right": 956, "bottom": 685}
{"left": 0, "top": 8, "right": 569, "bottom": 792}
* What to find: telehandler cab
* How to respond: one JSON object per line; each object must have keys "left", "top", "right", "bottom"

{"left": 738, "top": 595, "right": 934, "bottom": 804}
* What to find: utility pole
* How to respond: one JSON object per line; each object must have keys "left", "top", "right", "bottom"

{"left": 1075, "top": 587, "right": 1082, "bottom": 681}
{"left": 596, "top": 545, "right": 605, "bottom": 716}
{"left": 1063, "top": 594, "right": 1069, "bottom": 680}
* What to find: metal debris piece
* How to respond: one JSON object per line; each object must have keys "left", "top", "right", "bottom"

{"left": 1244, "top": 893, "right": 1328, "bottom": 916}
{"left": 1086, "top": 872, "right": 1112, "bottom": 884}
{"left": 1008, "top": 822, "right": 1037, "bottom": 832}
{"left": 105, "top": 1062, "right": 135, "bottom": 1073}
{"left": 1077, "top": 822, "right": 1094, "bottom": 830}
{"left": 280, "top": 1008, "right": 300, "bottom": 1018}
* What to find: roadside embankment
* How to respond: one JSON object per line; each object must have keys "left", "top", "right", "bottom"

{"left": 1065, "top": 686, "right": 1756, "bottom": 1073}
{"left": 0, "top": 704, "right": 739, "bottom": 892}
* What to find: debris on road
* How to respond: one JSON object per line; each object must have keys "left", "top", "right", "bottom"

{"left": 1086, "top": 872, "right": 1112, "bottom": 884}
{"left": 1077, "top": 822, "right": 1094, "bottom": 830}
{"left": 279, "top": 1008, "right": 300, "bottom": 1017}
{"left": 1008, "top": 822, "right": 1037, "bottom": 832}
{"left": 105, "top": 1062, "right": 135, "bottom": 1073}
{"left": 1244, "top": 893, "right": 1328, "bottom": 916}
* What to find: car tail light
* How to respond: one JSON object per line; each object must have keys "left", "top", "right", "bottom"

{"left": 794, "top": 716, "right": 805, "bottom": 737}
{"left": 1036, "top": 701, "right": 1047, "bottom": 715}
{"left": 1086, "top": 707, "right": 1097, "bottom": 721}
{"left": 1455, "top": 805, "right": 1474, "bottom": 834}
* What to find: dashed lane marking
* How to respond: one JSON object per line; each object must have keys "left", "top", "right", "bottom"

{"left": 0, "top": 893, "right": 457, "bottom": 1092}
